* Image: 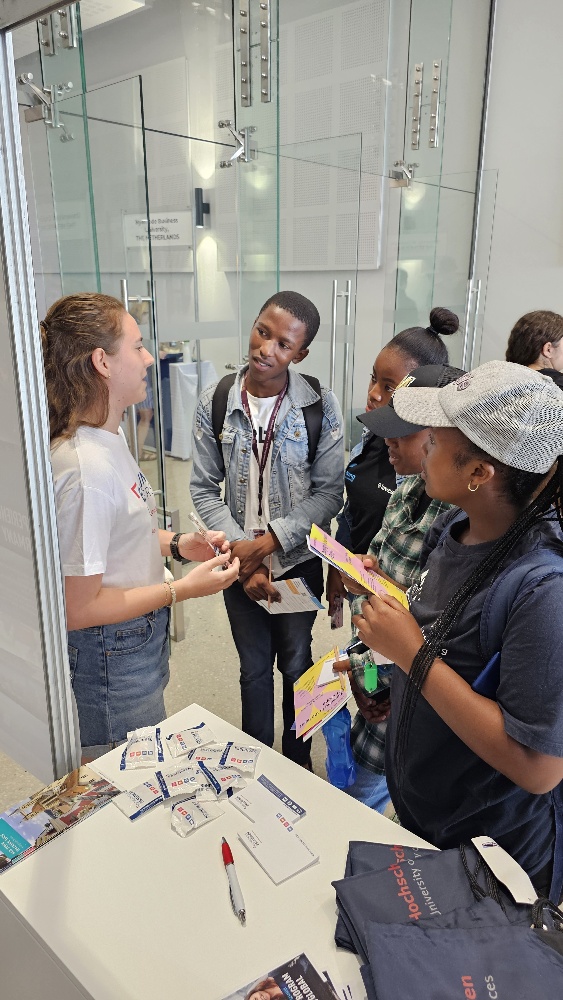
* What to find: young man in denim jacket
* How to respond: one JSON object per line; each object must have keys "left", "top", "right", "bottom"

{"left": 190, "top": 291, "right": 344, "bottom": 766}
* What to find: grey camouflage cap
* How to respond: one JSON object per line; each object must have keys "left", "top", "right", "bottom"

{"left": 392, "top": 359, "right": 563, "bottom": 473}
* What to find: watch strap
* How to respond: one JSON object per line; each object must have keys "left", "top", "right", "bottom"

{"left": 170, "top": 532, "right": 190, "bottom": 565}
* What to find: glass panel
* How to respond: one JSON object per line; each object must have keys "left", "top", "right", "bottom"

{"left": 42, "top": 102, "right": 99, "bottom": 294}
{"left": 25, "top": 75, "right": 165, "bottom": 499}
{"left": 402, "top": 0, "right": 453, "bottom": 179}
{"left": 78, "top": 0, "right": 236, "bottom": 145}
{"left": 39, "top": 4, "right": 85, "bottom": 95}
{"left": 235, "top": 0, "right": 280, "bottom": 336}
{"left": 388, "top": 169, "right": 498, "bottom": 368}
{"left": 276, "top": 133, "right": 362, "bottom": 447}
{"left": 141, "top": 127, "right": 241, "bottom": 473}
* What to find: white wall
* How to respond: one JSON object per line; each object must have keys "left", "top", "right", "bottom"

{"left": 478, "top": 0, "right": 563, "bottom": 363}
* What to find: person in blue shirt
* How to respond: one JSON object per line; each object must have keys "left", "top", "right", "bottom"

{"left": 353, "top": 361, "right": 563, "bottom": 899}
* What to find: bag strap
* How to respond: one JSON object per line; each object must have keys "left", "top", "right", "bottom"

{"left": 431, "top": 511, "right": 563, "bottom": 663}
{"left": 211, "top": 373, "right": 237, "bottom": 462}
{"left": 210, "top": 371, "right": 323, "bottom": 471}
{"left": 479, "top": 549, "right": 563, "bottom": 662}
{"left": 299, "top": 373, "right": 323, "bottom": 466}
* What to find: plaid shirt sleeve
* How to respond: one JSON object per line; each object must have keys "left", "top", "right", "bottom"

{"left": 348, "top": 476, "right": 450, "bottom": 773}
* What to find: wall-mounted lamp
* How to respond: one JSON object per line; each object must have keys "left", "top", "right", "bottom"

{"left": 194, "top": 188, "right": 210, "bottom": 228}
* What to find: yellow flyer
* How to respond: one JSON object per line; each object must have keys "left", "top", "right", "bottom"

{"left": 294, "top": 649, "right": 352, "bottom": 741}
{"left": 307, "top": 523, "right": 408, "bottom": 607}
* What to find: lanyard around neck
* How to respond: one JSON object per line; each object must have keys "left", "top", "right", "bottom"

{"left": 241, "top": 376, "right": 288, "bottom": 518}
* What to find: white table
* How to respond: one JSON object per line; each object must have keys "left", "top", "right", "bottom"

{"left": 0, "top": 705, "right": 434, "bottom": 1000}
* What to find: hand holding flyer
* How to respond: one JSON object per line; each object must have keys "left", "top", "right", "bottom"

{"left": 307, "top": 524, "right": 408, "bottom": 607}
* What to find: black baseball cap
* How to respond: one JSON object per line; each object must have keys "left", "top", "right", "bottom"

{"left": 357, "top": 364, "right": 466, "bottom": 439}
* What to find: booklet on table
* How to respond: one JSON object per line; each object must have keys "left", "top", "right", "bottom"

{"left": 0, "top": 766, "right": 120, "bottom": 873}
{"left": 222, "top": 953, "right": 339, "bottom": 1000}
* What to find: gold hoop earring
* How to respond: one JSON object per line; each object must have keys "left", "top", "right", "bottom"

{"left": 467, "top": 481, "right": 479, "bottom": 492}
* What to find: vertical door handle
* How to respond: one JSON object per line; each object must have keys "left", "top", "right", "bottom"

{"left": 330, "top": 279, "right": 338, "bottom": 391}
{"left": 330, "top": 279, "right": 353, "bottom": 391}
{"left": 120, "top": 277, "right": 139, "bottom": 463}
{"left": 343, "top": 279, "right": 352, "bottom": 325}
{"left": 461, "top": 278, "right": 482, "bottom": 369}
{"left": 469, "top": 279, "right": 482, "bottom": 369}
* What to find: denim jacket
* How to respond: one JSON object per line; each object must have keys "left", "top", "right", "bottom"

{"left": 190, "top": 367, "right": 344, "bottom": 572}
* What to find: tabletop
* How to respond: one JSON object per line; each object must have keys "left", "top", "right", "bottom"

{"left": 0, "top": 704, "right": 434, "bottom": 1000}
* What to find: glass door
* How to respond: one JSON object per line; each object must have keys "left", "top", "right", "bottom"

{"left": 23, "top": 74, "right": 166, "bottom": 504}
{"left": 385, "top": 168, "right": 498, "bottom": 369}
{"left": 277, "top": 134, "right": 362, "bottom": 445}
{"left": 232, "top": 3, "right": 365, "bottom": 445}
{"left": 385, "top": 0, "right": 495, "bottom": 369}
{"left": 141, "top": 125, "right": 242, "bottom": 470}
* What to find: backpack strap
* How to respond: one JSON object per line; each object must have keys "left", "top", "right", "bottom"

{"left": 210, "top": 371, "right": 323, "bottom": 470}
{"left": 299, "top": 373, "right": 323, "bottom": 466}
{"left": 479, "top": 550, "right": 563, "bottom": 663}
{"left": 211, "top": 373, "right": 237, "bottom": 471}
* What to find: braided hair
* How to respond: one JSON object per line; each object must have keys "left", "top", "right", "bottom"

{"left": 393, "top": 450, "right": 563, "bottom": 789}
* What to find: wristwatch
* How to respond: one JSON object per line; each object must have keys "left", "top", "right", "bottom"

{"left": 169, "top": 532, "right": 190, "bottom": 565}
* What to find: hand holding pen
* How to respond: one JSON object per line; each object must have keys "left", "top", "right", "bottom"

{"left": 221, "top": 837, "right": 246, "bottom": 925}
{"left": 188, "top": 511, "right": 231, "bottom": 568}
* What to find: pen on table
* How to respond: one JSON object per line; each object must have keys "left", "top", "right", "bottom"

{"left": 221, "top": 837, "right": 246, "bottom": 925}
{"left": 268, "top": 554, "right": 272, "bottom": 610}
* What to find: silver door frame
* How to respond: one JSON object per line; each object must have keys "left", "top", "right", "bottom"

{"left": 0, "top": 25, "right": 79, "bottom": 776}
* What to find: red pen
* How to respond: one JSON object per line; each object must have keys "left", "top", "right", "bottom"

{"left": 221, "top": 837, "right": 246, "bottom": 925}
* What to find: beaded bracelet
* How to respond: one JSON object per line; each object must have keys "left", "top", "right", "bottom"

{"left": 162, "top": 580, "right": 177, "bottom": 608}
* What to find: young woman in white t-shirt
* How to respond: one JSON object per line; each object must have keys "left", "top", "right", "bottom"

{"left": 42, "top": 293, "right": 239, "bottom": 758}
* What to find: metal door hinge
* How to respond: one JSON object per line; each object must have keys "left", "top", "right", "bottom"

{"left": 389, "top": 161, "right": 418, "bottom": 188}
{"left": 18, "top": 73, "right": 75, "bottom": 139}
{"left": 218, "top": 120, "right": 256, "bottom": 167}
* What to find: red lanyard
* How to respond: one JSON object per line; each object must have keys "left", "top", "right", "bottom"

{"left": 241, "top": 377, "right": 288, "bottom": 518}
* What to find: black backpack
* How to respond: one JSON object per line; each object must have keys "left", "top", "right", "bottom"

{"left": 210, "top": 371, "right": 323, "bottom": 472}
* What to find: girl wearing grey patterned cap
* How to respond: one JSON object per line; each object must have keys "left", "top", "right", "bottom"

{"left": 352, "top": 360, "right": 563, "bottom": 900}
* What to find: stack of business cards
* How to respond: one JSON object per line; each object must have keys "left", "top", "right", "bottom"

{"left": 230, "top": 774, "right": 306, "bottom": 824}
{"left": 238, "top": 811, "right": 319, "bottom": 884}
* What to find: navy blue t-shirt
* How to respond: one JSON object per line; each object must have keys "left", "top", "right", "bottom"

{"left": 386, "top": 514, "right": 563, "bottom": 880}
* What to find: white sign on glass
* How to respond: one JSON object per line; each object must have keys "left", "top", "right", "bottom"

{"left": 123, "top": 212, "right": 193, "bottom": 248}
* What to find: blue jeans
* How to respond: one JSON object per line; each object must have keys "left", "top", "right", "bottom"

{"left": 344, "top": 759, "right": 391, "bottom": 814}
{"left": 68, "top": 606, "right": 170, "bottom": 758}
{"left": 223, "top": 558, "right": 323, "bottom": 765}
